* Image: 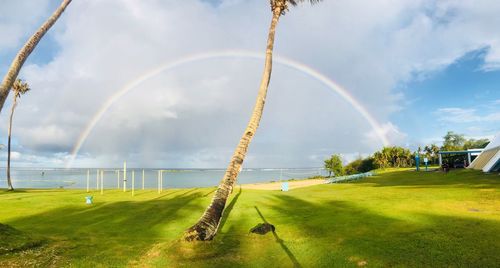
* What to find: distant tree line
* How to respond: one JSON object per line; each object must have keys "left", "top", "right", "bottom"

{"left": 419, "top": 131, "right": 490, "bottom": 165}
{"left": 441, "top": 131, "right": 489, "bottom": 151}
{"left": 324, "top": 131, "right": 490, "bottom": 176}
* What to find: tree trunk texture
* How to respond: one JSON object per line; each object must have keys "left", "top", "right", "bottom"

{"left": 6, "top": 97, "right": 18, "bottom": 191}
{"left": 184, "top": 10, "right": 282, "bottom": 241}
{"left": 0, "top": 0, "right": 71, "bottom": 113}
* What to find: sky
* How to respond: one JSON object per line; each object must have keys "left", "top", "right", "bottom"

{"left": 0, "top": 0, "right": 499, "bottom": 168}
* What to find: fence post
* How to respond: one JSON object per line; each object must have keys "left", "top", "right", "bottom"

{"left": 142, "top": 169, "right": 145, "bottom": 190}
{"left": 123, "top": 161, "right": 127, "bottom": 192}
{"left": 100, "top": 170, "right": 104, "bottom": 195}
{"left": 157, "top": 170, "right": 160, "bottom": 194}
{"left": 86, "top": 169, "right": 90, "bottom": 192}
{"left": 96, "top": 169, "right": 99, "bottom": 190}
{"left": 116, "top": 170, "right": 120, "bottom": 189}
{"left": 132, "top": 170, "right": 135, "bottom": 196}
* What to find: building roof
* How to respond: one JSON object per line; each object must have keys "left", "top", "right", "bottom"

{"left": 483, "top": 134, "right": 500, "bottom": 151}
{"left": 468, "top": 133, "right": 500, "bottom": 172}
{"left": 438, "top": 150, "right": 483, "bottom": 155}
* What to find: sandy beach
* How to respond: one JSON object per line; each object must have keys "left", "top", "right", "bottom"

{"left": 240, "top": 178, "right": 326, "bottom": 190}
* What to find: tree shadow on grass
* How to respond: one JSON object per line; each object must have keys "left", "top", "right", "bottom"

{"left": 149, "top": 188, "right": 197, "bottom": 200}
{"left": 0, "top": 189, "right": 28, "bottom": 194}
{"left": 1, "top": 189, "right": 211, "bottom": 267}
{"left": 203, "top": 187, "right": 217, "bottom": 197}
{"left": 255, "top": 206, "right": 302, "bottom": 268}
{"left": 266, "top": 194, "right": 500, "bottom": 267}
{"left": 121, "top": 185, "right": 500, "bottom": 267}
{"left": 218, "top": 186, "right": 242, "bottom": 232}
{"left": 0, "top": 189, "right": 71, "bottom": 195}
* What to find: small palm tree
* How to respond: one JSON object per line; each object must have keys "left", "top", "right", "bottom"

{"left": 184, "top": 0, "right": 323, "bottom": 241}
{"left": 0, "top": 0, "right": 71, "bottom": 114}
{"left": 6, "top": 79, "right": 30, "bottom": 191}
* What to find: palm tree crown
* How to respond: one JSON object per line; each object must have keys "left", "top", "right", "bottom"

{"left": 12, "top": 79, "right": 30, "bottom": 98}
{"left": 271, "top": 0, "right": 322, "bottom": 15}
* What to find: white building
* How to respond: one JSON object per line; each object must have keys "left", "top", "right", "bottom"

{"left": 468, "top": 133, "right": 500, "bottom": 172}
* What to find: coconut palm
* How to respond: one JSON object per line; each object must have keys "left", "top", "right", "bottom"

{"left": 184, "top": 0, "right": 323, "bottom": 241}
{"left": 0, "top": 0, "right": 71, "bottom": 113}
{"left": 6, "top": 79, "right": 30, "bottom": 191}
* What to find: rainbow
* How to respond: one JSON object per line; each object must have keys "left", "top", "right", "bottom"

{"left": 65, "top": 50, "right": 390, "bottom": 168}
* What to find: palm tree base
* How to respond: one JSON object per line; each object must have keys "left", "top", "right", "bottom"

{"left": 184, "top": 188, "right": 228, "bottom": 241}
{"left": 183, "top": 222, "right": 217, "bottom": 241}
{"left": 7, "top": 187, "right": 14, "bottom": 191}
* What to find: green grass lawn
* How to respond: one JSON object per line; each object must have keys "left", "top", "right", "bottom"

{"left": 0, "top": 169, "right": 499, "bottom": 267}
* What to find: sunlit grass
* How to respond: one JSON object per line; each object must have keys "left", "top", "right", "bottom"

{"left": 0, "top": 169, "right": 499, "bottom": 267}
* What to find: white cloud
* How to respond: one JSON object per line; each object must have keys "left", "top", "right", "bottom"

{"left": 364, "top": 122, "right": 408, "bottom": 149}
{"left": 16, "top": 124, "right": 74, "bottom": 151}
{"left": 436, "top": 107, "right": 500, "bottom": 123}
{"left": 1, "top": 0, "right": 500, "bottom": 167}
{"left": 466, "top": 126, "right": 483, "bottom": 133}
{"left": 0, "top": 150, "right": 70, "bottom": 167}
{"left": 10, "top": 151, "right": 21, "bottom": 160}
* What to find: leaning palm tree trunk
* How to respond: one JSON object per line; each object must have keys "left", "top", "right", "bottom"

{"left": 6, "top": 98, "right": 18, "bottom": 191}
{"left": 0, "top": 0, "right": 71, "bottom": 113}
{"left": 184, "top": 8, "right": 283, "bottom": 241}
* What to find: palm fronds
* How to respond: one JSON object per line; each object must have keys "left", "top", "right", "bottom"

{"left": 271, "top": 0, "right": 323, "bottom": 15}
{"left": 12, "top": 79, "right": 30, "bottom": 98}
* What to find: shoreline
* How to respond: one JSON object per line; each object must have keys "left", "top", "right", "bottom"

{"left": 1, "top": 177, "right": 328, "bottom": 192}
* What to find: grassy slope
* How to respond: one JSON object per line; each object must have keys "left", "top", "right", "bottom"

{"left": 0, "top": 223, "right": 44, "bottom": 254}
{"left": 0, "top": 169, "right": 498, "bottom": 267}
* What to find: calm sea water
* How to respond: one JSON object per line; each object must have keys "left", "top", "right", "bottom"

{"left": 0, "top": 168, "right": 326, "bottom": 189}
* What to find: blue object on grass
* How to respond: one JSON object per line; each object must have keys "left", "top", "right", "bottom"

{"left": 281, "top": 182, "right": 289, "bottom": 192}
{"left": 415, "top": 154, "right": 420, "bottom": 171}
{"left": 85, "top": 196, "right": 93, "bottom": 205}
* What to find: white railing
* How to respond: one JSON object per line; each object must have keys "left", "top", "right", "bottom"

{"left": 325, "top": 172, "right": 374, "bottom": 184}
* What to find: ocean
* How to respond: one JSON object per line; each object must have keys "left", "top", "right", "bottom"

{"left": 0, "top": 167, "right": 326, "bottom": 189}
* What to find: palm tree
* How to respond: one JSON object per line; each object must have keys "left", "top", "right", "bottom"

{"left": 0, "top": 0, "right": 72, "bottom": 114}
{"left": 184, "top": 0, "right": 322, "bottom": 241}
{"left": 430, "top": 144, "right": 440, "bottom": 164}
{"left": 6, "top": 79, "right": 30, "bottom": 191}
